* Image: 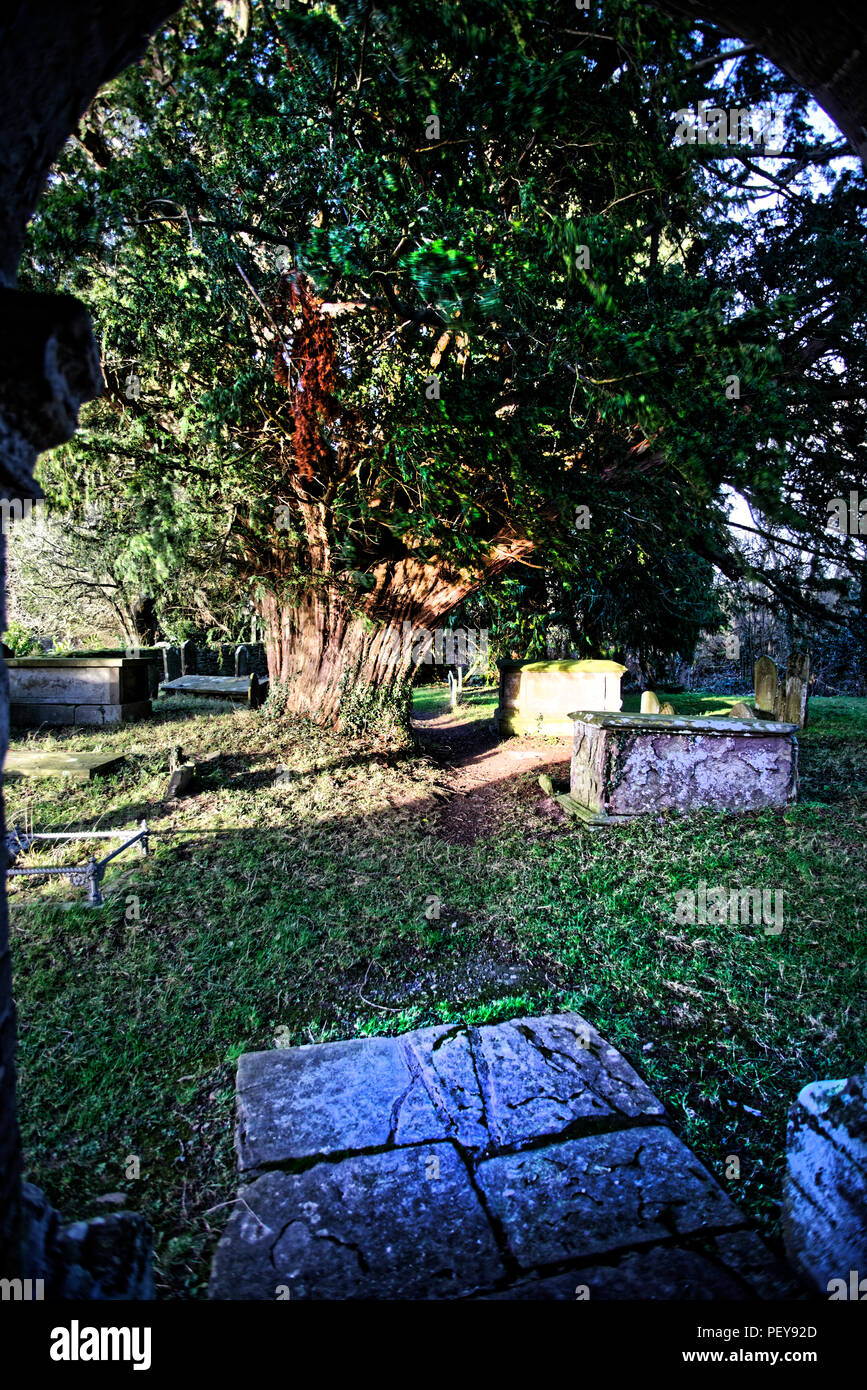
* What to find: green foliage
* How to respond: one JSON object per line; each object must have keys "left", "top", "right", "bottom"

{"left": 2, "top": 620, "right": 40, "bottom": 656}
{"left": 19, "top": 0, "right": 867, "bottom": 668}
{"left": 338, "top": 671, "right": 412, "bottom": 741}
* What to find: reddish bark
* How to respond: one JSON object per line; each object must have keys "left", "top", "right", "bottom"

{"left": 261, "top": 532, "right": 537, "bottom": 724}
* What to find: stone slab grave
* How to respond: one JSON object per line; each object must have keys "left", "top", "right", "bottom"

{"left": 7, "top": 656, "right": 152, "bottom": 727}
{"left": 495, "top": 659, "right": 627, "bottom": 737}
{"left": 209, "top": 1013, "right": 800, "bottom": 1300}
{"left": 4, "top": 750, "right": 127, "bottom": 782}
{"left": 60, "top": 647, "right": 163, "bottom": 697}
{"left": 159, "top": 673, "right": 266, "bottom": 708}
{"left": 560, "top": 711, "right": 798, "bottom": 825}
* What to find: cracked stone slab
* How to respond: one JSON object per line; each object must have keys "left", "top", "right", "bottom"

{"left": 235, "top": 1037, "right": 443, "bottom": 1171}
{"left": 475, "top": 1234, "right": 804, "bottom": 1300}
{"left": 403, "top": 1025, "right": 491, "bottom": 1150}
{"left": 711, "top": 1231, "right": 807, "bottom": 1300}
{"left": 476, "top": 1126, "right": 745, "bottom": 1268}
{"left": 477, "top": 1014, "right": 666, "bottom": 1146}
{"left": 209, "top": 1143, "right": 506, "bottom": 1300}
{"left": 476, "top": 1244, "right": 751, "bottom": 1300}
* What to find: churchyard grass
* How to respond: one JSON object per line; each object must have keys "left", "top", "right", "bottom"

{"left": 5, "top": 692, "right": 866, "bottom": 1296}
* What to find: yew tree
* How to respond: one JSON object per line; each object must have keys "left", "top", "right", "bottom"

{"left": 20, "top": 0, "right": 865, "bottom": 722}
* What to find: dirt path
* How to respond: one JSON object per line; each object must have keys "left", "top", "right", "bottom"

{"left": 411, "top": 708, "right": 572, "bottom": 844}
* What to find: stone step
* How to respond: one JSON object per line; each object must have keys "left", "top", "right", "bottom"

{"left": 209, "top": 1013, "right": 801, "bottom": 1301}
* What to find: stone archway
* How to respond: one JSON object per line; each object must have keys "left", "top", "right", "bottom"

{"left": 657, "top": 1, "right": 867, "bottom": 167}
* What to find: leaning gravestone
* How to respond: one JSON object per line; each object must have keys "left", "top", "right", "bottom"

{"left": 754, "top": 655, "right": 779, "bottom": 717}
{"left": 640, "top": 690, "right": 660, "bottom": 714}
{"left": 775, "top": 652, "right": 810, "bottom": 729}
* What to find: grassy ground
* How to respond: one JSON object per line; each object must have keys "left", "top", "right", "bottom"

{"left": 5, "top": 688, "right": 866, "bottom": 1296}
{"left": 411, "top": 682, "right": 498, "bottom": 722}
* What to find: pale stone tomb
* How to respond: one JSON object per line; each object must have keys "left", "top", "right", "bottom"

{"left": 7, "top": 656, "right": 152, "bottom": 727}
{"left": 495, "top": 659, "right": 627, "bottom": 737}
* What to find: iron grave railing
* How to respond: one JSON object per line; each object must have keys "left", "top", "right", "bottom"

{"left": 6, "top": 821, "right": 150, "bottom": 907}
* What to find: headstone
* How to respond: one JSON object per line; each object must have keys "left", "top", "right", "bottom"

{"left": 783, "top": 1070, "right": 867, "bottom": 1295}
{"left": 659, "top": 701, "right": 675, "bottom": 715}
{"left": 161, "top": 646, "right": 181, "bottom": 681}
{"left": 538, "top": 774, "right": 554, "bottom": 796}
{"left": 180, "top": 640, "right": 196, "bottom": 676}
{"left": 164, "top": 763, "right": 195, "bottom": 801}
{"left": 235, "top": 644, "right": 250, "bottom": 678}
{"left": 640, "top": 690, "right": 660, "bottom": 714}
{"left": 775, "top": 652, "right": 810, "bottom": 728}
{"left": 727, "top": 701, "right": 757, "bottom": 720}
{"left": 754, "top": 655, "right": 778, "bottom": 716}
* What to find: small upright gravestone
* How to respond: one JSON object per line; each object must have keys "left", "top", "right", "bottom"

{"left": 659, "top": 701, "right": 675, "bottom": 716}
{"left": 640, "top": 690, "right": 660, "bottom": 714}
{"left": 235, "top": 644, "right": 251, "bottom": 678}
{"left": 775, "top": 652, "right": 810, "bottom": 729}
{"left": 180, "top": 640, "right": 197, "bottom": 676}
{"left": 754, "top": 655, "right": 779, "bottom": 717}
{"left": 161, "top": 646, "right": 182, "bottom": 682}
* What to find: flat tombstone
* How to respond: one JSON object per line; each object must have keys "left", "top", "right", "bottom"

{"left": 640, "top": 690, "right": 660, "bottom": 714}
{"left": 754, "top": 655, "right": 778, "bottom": 715}
{"left": 235, "top": 644, "right": 250, "bottom": 678}
{"left": 4, "top": 750, "right": 127, "bottom": 782}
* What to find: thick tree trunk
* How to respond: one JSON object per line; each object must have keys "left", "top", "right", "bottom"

{"left": 261, "top": 537, "right": 537, "bottom": 726}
